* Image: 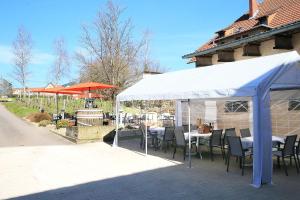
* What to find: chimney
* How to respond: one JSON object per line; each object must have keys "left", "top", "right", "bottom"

{"left": 249, "top": 0, "right": 258, "bottom": 18}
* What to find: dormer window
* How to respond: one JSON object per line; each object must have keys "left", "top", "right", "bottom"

{"left": 258, "top": 16, "right": 268, "bottom": 25}
{"left": 217, "top": 31, "right": 225, "bottom": 38}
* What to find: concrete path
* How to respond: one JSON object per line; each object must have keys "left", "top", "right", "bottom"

{"left": 0, "top": 104, "right": 70, "bottom": 147}
{"left": 1, "top": 104, "right": 299, "bottom": 200}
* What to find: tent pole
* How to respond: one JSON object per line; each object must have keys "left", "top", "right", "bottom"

{"left": 114, "top": 99, "right": 119, "bottom": 147}
{"left": 188, "top": 99, "right": 191, "bottom": 168}
{"left": 145, "top": 101, "right": 148, "bottom": 156}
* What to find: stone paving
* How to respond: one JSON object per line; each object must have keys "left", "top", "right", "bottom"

{"left": 1, "top": 137, "right": 299, "bottom": 200}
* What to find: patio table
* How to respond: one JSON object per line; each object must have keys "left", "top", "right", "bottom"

{"left": 149, "top": 127, "right": 165, "bottom": 138}
{"left": 184, "top": 131, "right": 212, "bottom": 159}
{"left": 241, "top": 136, "right": 285, "bottom": 149}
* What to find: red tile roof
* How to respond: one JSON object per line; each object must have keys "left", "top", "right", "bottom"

{"left": 195, "top": 0, "right": 300, "bottom": 53}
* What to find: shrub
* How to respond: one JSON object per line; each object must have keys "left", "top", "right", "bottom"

{"left": 27, "top": 112, "right": 52, "bottom": 123}
{"left": 57, "top": 119, "right": 71, "bottom": 129}
{"left": 39, "top": 120, "right": 51, "bottom": 127}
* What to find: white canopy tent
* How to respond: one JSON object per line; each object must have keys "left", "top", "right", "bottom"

{"left": 115, "top": 51, "right": 300, "bottom": 187}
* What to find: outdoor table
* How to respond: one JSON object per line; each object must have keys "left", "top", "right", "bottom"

{"left": 148, "top": 127, "right": 165, "bottom": 150}
{"left": 184, "top": 131, "right": 212, "bottom": 159}
{"left": 241, "top": 136, "right": 285, "bottom": 149}
{"left": 149, "top": 127, "right": 165, "bottom": 138}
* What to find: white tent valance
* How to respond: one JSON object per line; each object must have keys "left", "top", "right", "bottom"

{"left": 117, "top": 51, "right": 300, "bottom": 101}
{"left": 116, "top": 51, "right": 300, "bottom": 188}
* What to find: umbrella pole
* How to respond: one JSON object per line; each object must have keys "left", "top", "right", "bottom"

{"left": 188, "top": 99, "right": 191, "bottom": 168}
{"left": 56, "top": 93, "right": 59, "bottom": 129}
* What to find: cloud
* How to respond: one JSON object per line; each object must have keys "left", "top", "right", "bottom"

{"left": 0, "top": 44, "right": 54, "bottom": 65}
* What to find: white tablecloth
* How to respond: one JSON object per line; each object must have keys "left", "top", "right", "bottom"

{"left": 149, "top": 127, "right": 165, "bottom": 137}
{"left": 184, "top": 132, "right": 212, "bottom": 140}
{"left": 241, "top": 136, "right": 285, "bottom": 149}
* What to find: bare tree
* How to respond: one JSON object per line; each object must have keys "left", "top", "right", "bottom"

{"left": 76, "top": 0, "right": 146, "bottom": 99}
{"left": 51, "top": 37, "right": 70, "bottom": 85}
{"left": 12, "top": 27, "right": 33, "bottom": 98}
{"left": 141, "top": 31, "right": 166, "bottom": 73}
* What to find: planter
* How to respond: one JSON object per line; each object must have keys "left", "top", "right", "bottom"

{"left": 66, "top": 125, "right": 115, "bottom": 143}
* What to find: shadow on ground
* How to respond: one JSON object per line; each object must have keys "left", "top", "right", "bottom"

{"left": 11, "top": 138, "right": 300, "bottom": 200}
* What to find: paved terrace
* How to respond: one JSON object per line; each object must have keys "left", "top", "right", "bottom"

{"left": 1, "top": 136, "right": 299, "bottom": 200}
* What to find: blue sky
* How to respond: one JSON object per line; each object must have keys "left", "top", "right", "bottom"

{"left": 0, "top": 0, "right": 248, "bottom": 88}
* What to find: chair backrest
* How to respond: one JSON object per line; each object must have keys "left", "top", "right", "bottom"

{"left": 164, "top": 126, "right": 175, "bottom": 141}
{"left": 297, "top": 138, "right": 300, "bottom": 155}
{"left": 174, "top": 127, "right": 186, "bottom": 146}
{"left": 223, "top": 128, "right": 236, "bottom": 145}
{"left": 240, "top": 128, "right": 251, "bottom": 138}
{"left": 183, "top": 124, "right": 198, "bottom": 132}
{"left": 210, "top": 129, "right": 223, "bottom": 146}
{"left": 283, "top": 135, "right": 297, "bottom": 156}
{"left": 227, "top": 136, "right": 243, "bottom": 157}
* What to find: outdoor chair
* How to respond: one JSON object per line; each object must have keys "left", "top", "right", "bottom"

{"left": 161, "top": 126, "right": 175, "bottom": 152}
{"left": 222, "top": 128, "right": 236, "bottom": 163}
{"left": 139, "top": 124, "right": 154, "bottom": 150}
{"left": 226, "top": 136, "right": 252, "bottom": 176}
{"left": 273, "top": 135, "right": 299, "bottom": 176}
{"left": 182, "top": 124, "right": 197, "bottom": 132}
{"left": 296, "top": 138, "right": 300, "bottom": 167}
{"left": 209, "top": 129, "right": 223, "bottom": 161}
{"left": 173, "top": 127, "right": 187, "bottom": 160}
{"left": 240, "top": 128, "right": 251, "bottom": 138}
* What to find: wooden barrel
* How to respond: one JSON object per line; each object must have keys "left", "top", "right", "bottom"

{"left": 76, "top": 109, "right": 103, "bottom": 126}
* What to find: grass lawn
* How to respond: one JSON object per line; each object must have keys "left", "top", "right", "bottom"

{"left": 2, "top": 101, "right": 39, "bottom": 118}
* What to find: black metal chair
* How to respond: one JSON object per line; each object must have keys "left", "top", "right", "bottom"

{"left": 209, "top": 129, "right": 223, "bottom": 161}
{"left": 139, "top": 124, "right": 153, "bottom": 150}
{"left": 182, "top": 124, "right": 197, "bottom": 132}
{"left": 296, "top": 138, "right": 300, "bottom": 167}
{"left": 240, "top": 128, "right": 251, "bottom": 138}
{"left": 161, "top": 126, "right": 175, "bottom": 152}
{"left": 273, "top": 135, "right": 299, "bottom": 176}
{"left": 226, "top": 136, "right": 251, "bottom": 176}
{"left": 173, "top": 127, "right": 187, "bottom": 160}
{"left": 222, "top": 128, "right": 236, "bottom": 163}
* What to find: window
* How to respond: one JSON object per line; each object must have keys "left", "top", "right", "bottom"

{"left": 224, "top": 101, "right": 248, "bottom": 113}
{"left": 288, "top": 99, "right": 300, "bottom": 111}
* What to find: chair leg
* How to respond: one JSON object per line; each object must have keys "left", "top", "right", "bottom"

{"left": 282, "top": 156, "right": 288, "bottom": 176}
{"left": 242, "top": 157, "right": 245, "bottom": 176}
{"left": 293, "top": 155, "right": 299, "bottom": 174}
{"left": 183, "top": 147, "right": 186, "bottom": 161}
{"left": 221, "top": 146, "right": 225, "bottom": 160}
{"left": 173, "top": 146, "right": 176, "bottom": 159}
{"left": 210, "top": 146, "right": 214, "bottom": 161}
{"left": 297, "top": 154, "right": 300, "bottom": 167}
{"left": 277, "top": 156, "right": 281, "bottom": 168}
{"left": 226, "top": 153, "right": 230, "bottom": 172}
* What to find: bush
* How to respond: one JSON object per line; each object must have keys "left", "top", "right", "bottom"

{"left": 27, "top": 112, "right": 52, "bottom": 123}
{"left": 57, "top": 119, "right": 71, "bottom": 129}
{"left": 39, "top": 120, "right": 51, "bottom": 127}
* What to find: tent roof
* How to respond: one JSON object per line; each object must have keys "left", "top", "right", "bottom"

{"left": 117, "top": 51, "right": 300, "bottom": 102}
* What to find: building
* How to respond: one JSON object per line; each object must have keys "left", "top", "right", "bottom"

{"left": 183, "top": 0, "right": 300, "bottom": 67}
{"left": 181, "top": 0, "right": 300, "bottom": 135}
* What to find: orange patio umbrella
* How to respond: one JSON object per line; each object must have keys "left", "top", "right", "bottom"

{"left": 78, "top": 93, "right": 104, "bottom": 99}
{"left": 31, "top": 87, "right": 83, "bottom": 124}
{"left": 64, "top": 82, "right": 117, "bottom": 93}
